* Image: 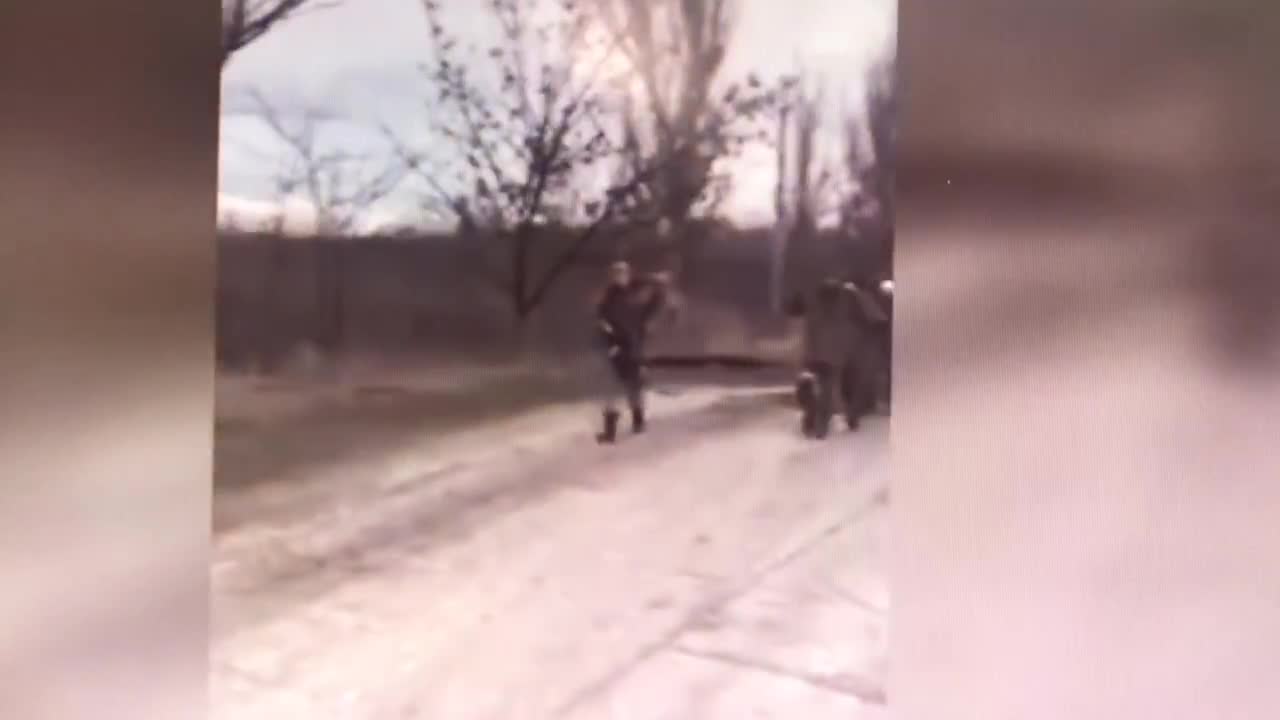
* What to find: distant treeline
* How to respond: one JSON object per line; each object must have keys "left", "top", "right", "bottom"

{"left": 216, "top": 222, "right": 885, "bottom": 371}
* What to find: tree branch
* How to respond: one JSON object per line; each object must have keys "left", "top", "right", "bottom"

{"left": 222, "top": 0, "right": 343, "bottom": 67}
{"left": 245, "top": 88, "right": 405, "bottom": 235}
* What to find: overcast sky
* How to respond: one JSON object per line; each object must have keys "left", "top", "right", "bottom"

{"left": 218, "top": 0, "right": 896, "bottom": 232}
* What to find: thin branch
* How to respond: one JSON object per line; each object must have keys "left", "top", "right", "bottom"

{"left": 244, "top": 88, "right": 405, "bottom": 235}
{"left": 378, "top": 123, "right": 457, "bottom": 212}
{"left": 523, "top": 157, "right": 666, "bottom": 309}
{"left": 222, "top": 0, "right": 343, "bottom": 66}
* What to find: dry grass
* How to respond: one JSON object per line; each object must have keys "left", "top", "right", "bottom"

{"left": 214, "top": 358, "right": 596, "bottom": 495}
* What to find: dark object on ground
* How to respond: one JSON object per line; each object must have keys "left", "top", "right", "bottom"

{"left": 841, "top": 362, "right": 877, "bottom": 429}
{"left": 796, "top": 359, "right": 878, "bottom": 438}
{"left": 796, "top": 364, "right": 836, "bottom": 439}
{"left": 597, "top": 409, "right": 620, "bottom": 444}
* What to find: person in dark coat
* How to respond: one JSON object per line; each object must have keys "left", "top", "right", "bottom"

{"left": 786, "top": 277, "right": 888, "bottom": 436}
{"left": 788, "top": 278, "right": 850, "bottom": 438}
{"left": 593, "top": 261, "right": 669, "bottom": 443}
{"left": 871, "top": 278, "right": 894, "bottom": 410}
{"left": 839, "top": 278, "right": 891, "bottom": 427}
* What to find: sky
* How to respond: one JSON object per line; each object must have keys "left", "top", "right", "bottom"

{"left": 218, "top": 0, "right": 896, "bottom": 233}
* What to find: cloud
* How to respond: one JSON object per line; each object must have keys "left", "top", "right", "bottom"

{"left": 216, "top": 192, "right": 450, "bottom": 236}
{"left": 219, "top": 0, "right": 897, "bottom": 229}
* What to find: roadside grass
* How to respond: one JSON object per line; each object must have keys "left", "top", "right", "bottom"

{"left": 214, "top": 363, "right": 595, "bottom": 496}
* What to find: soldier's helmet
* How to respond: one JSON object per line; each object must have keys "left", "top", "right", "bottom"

{"left": 608, "top": 260, "right": 632, "bottom": 286}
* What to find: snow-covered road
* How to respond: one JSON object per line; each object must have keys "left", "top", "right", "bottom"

{"left": 212, "top": 384, "right": 888, "bottom": 719}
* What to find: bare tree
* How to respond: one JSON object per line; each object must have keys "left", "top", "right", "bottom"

{"left": 788, "top": 72, "right": 827, "bottom": 253}
{"left": 243, "top": 88, "right": 403, "bottom": 235}
{"left": 239, "top": 88, "right": 404, "bottom": 355}
{"left": 769, "top": 69, "right": 840, "bottom": 309}
{"left": 221, "top": 0, "right": 342, "bottom": 69}
{"left": 390, "top": 0, "right": 661, "bottom": 329}
{"left": 591, "top": 0, "right": 790, "bottom": 281}
{"left": 842, "top": 57, "right": 896, "bottom": 277}
{"left": 769, "top": 93, "right": 792, "bottom": 313}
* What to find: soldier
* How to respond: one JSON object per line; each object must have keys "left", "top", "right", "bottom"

{"left": 787, "top": 277, "right": 887, "bottom": 437}
{"left": 873, "top": 278, "right": 894, "bottom": 410}
{"left": 839, "top": 278, "right": 890, "bottom": 428}
{"left": 788, "top": 278, "right": 850, "bottom": 438}
{"left": 593, "top": 261, "right": 670, "bottom": 444}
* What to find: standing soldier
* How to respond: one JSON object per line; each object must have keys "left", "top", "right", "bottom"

{"left": 787, "top": 278, "right": 852, "bottom": 438}
{"left": 873, "top": 278, "right": 894, "bottom": 410}
{"left": 593, "top": 261, "right": 670, "bottom": 444}
{"left": 787, "top": 277, "right": 888, "bottom": 437}
{"left": 839, "top": 279, "right": 890, "bottom": 428}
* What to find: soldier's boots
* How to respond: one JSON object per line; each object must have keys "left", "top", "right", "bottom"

{"left": 813, "top": 402, "right": 832, "bottom": 439}
{"left": 597, "top": 408, "right": 647, "bottom": 444}
{"left": 843, "top": 381, "right": 863, "bottom": 431}
{"left": 597, "top": 409, "right": 621, "bottom": 444}
{"left": 796, "top": 372, "right": 819, "bottom": 438}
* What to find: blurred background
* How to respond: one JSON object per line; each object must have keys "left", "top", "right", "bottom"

{"left": 894, "top": 1, "right": 1279, "bottom": 718}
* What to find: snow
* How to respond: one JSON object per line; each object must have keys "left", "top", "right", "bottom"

{"left": 211, "top": 384, "right": 888, "bottom": 718}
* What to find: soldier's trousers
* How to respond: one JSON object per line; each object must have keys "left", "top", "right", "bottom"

{"left": 599, "top": 353, "right": 646, "bottom": 416}
{"left": 873, "top": 331, "right": 892, "bottom": 407}
{"left": 841, "top": 360, "right": 876, "bottom": 422}
{"left": 797, "top": 363, "right": 837, "bottom": 423}
{"left": 800, "top": 360, "right": 873, "bottom": 428}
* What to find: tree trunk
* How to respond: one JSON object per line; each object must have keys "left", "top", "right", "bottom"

{"left": 657, "top": 215, "right": 690, "bottom": 288}
{"left": 769, "top": 216, "right": 791, "bottom": 314}
{"left": 312, "top": 242, "right": 338, "bottom": 355}
{"left": 259, "top": 235, "right": 290, "bottom": 373}
{"left": 772, "top": 102, "right": 791, "bottom": 315}
{"left": 329, "top": 242, "right": 347, "bottom": 354}
{"left": 510, "top": 304, "right": 540, "bottom": 363}
{"left": 512, "top": 227, "right": 530, "bottom": 320}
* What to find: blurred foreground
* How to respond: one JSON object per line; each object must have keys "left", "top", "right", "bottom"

{"left": 891, "top": 2, "right": 1280, "bottom": 718}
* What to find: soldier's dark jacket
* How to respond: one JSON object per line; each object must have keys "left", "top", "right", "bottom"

{"left": 787, "top": 281, "right": 888, "bottom": 368}
{"left": 842, "top": 282, "right": 890, "bottom": 375}
{"left": 595, "top": 278, "right": 666, "bottom": 369}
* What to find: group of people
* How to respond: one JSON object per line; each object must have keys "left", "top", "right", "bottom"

{"left": 786, "top": 276, "right": 893, "bottom": 438}
{"left": 590, "top": 259, "right": 893, "bottom": 444}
